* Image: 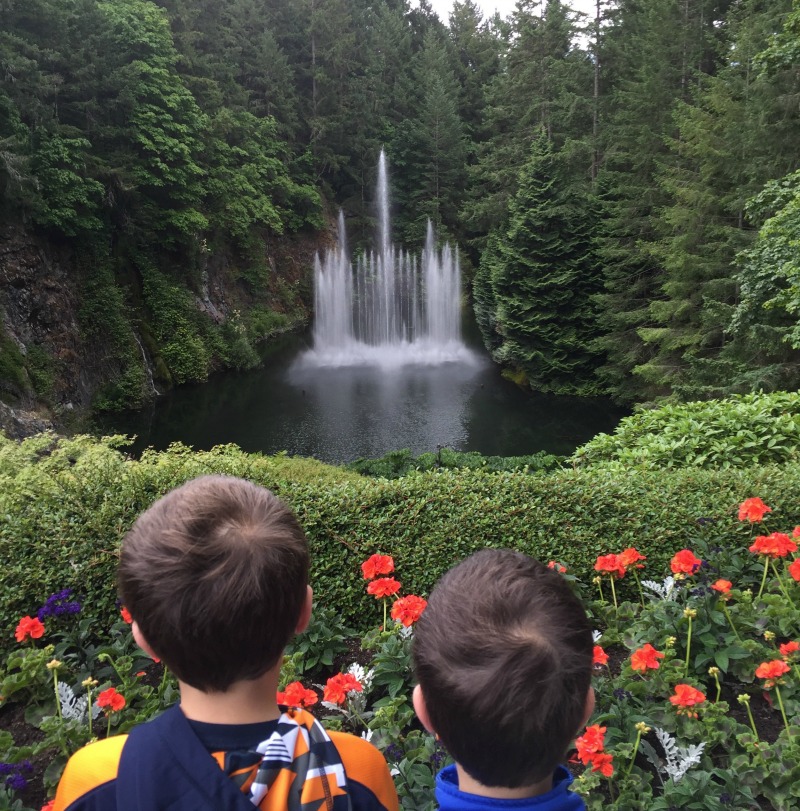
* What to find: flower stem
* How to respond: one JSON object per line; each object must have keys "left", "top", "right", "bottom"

{"left": 597, "top": 579, "right": 605, "bottom": 604}
{"left": 721, "top": 603, "right": 742, "bottom": 642}
{"left": 632, "top": 569, "right": 645, "bottom": 609}
{"left": 382, "top": 598, "right": 387, "bottom": 632}
{"left": 106, "top": 711, "right": 112, "bottom": 739}
{"left": 756, "top": 557, "right": 770, "bottom": 600}
{"left": 744, "top": 701, "right": 759, "bottom": 739}
{"left": 624, "top": 730, "right": 642, "bottom": 778}
{"left": 53, "top": 671, "right": 62, "bottom": 723}
{"left": 609, "top": 576, "right": 618, "bottom": 610}
{"left": 684, "top": 615, "right": 693, "bottom": 675}
{"left": 771, "top": 560, "right": 793, "bottom": 603}
{"left": 774, "top": 686, "right": 792, "bottom": 737}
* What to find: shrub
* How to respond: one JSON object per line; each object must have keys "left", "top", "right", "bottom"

{"left": 571, "top": 391, "right": 800, "bottom": 468}
{"left": 4, "top": 433, "right": 800, "bottom": 649}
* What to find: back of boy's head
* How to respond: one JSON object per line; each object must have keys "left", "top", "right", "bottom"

{"left": 413, "top": 548, "right": 592, "bottom": 788}
{"left": 118, "top": 475, "right": 309, "bottom": 693}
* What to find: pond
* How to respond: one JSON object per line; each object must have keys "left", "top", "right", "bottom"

{"left": 99, "top": 324, "right": 626, "bottom": 465}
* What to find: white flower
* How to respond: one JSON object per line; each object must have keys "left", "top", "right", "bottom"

{"left": 592, "top": 630, "right": 603, "bottom": 643}
{"left": 642, "top": 576, "right": 678, "bottom": 601}
{"left": 361, "top": 729, "right": 374, "bottom": 742}
{"left": 653, "top": 727, "right": 705, "bottom": 783}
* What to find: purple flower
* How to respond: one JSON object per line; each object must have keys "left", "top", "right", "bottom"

{"left": 5, "top": 773, "right": 27, "bottom": 791}
{"left": 37, "top": 588, "right": 81, "bottom": 620}
{"left": 0, "top": 763, "right": 15, "bottom": 775}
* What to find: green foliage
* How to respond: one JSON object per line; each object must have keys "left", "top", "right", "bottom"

{"left": 478, "top": 131, "right": 603, "bottom": 396}
{"left": 572, "top": 391, "right": 800, "bottom": 468}
{"left": 346, "top": 447, "right": 561, "bottom": 479}
{"left": 5, "top": 432, "right": 800, "bottom": 644}
{"left": 29, "top": 132, "right": 104, "bottom": 237}
{"left": 285, "top": 605, "right": 354, "bottom": 674}
{"left": 0, "top": 319, "right": 29, "bottom": 398}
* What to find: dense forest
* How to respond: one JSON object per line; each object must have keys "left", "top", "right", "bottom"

{"left": 1, "top": 0, "right": 800, "bottom": 414}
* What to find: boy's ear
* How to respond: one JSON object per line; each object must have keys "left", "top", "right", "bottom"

{"left": 412, "top": 684, "right": 436, "bottom": 735}
{"left": 295, "top": 585, "right": 313, "bottom": 634}
{"left": 131, "top": 621, "right": 157, "bottom": 660}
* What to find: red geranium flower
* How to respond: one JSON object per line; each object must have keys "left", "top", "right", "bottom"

{"left": 575, "top": 724, "right": 606, "bottom": 762}
{"left": 547, "top": 561, "right": 568, "bottom": 573}
{"left": 361, "top": 554, "right": 395, "bottom": 580}
{"left": 779, "top": 640, "right": 800, "bottom": 660}
{"left": 390, "top": 594, "right": 427, "bottom": 627}
{"left": 277, "top": 681, "right": 318, "bottom": 708}
{"left": 41, "top": 802, "right": 55, "bottom": 811}
{"left": 15, "top": 616, "right": 45, "bottom": 643}
{"left": 790, "top": 558, "right": 800, "bottom": 582}
{"left": 669, "top": 684, "right": 706, "bottom": 716}
{"left": 630, "top": 643, "right": 664, "bottom": 673}
{"left": 793, "top": 526, "right": 800, "bottom": 538}
{"left": 738, "top": 497, "right": 772, "bottom": 523}
{"left": 619, "top": 547, "right": 646, "bottom": 569}
{"left": 323, "top": 673, "right": 363, "bottom": 705}
{"left": 749, "top": 532, "right": 797, "bottom": 558}
{"left": 594, "top": 554, "right": 626, "bottom": 579}
{"left": 120, "top": 606, "right": 133, "bottom": 624}
{"left": 589, "top": 752, "right": 614, "bottom": 777}
{"left": 593, "top": 645, "right": 609, "bottom": 666}
{"left": 755, "top": 659, "right": 790, "bottom": 688}
{"left": 670, "top": 549, "right": 702, "bottom": 575}
{"left": 711, "top": 579, "right": 732, "bottom": 594}
{"left": 96, "top": 687, "right": 126, "bottom": 712}
{"left": 366, "top": 577, "right": 401, "bottom": 599}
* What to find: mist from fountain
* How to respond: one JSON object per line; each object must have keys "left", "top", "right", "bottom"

{"left": 301, "top": 150, "right": 475, "bottom": 369}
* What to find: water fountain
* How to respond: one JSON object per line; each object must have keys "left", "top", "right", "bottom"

{"left": 301, "top": 150, "right": 474, "bottom": 368}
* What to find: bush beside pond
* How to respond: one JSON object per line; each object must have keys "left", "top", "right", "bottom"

{"left": 4, "top": 431, "right": 800, "bottom": 645}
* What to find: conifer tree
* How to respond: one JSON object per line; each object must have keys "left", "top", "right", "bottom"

{"left": 482, "top": 131, "right": 602, "bottom": 395}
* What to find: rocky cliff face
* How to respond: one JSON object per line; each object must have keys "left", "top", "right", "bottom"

{"left": 0, "top": 221, "right": 330, "bottom": 437}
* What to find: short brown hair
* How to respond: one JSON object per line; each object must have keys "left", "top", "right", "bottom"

{"left": 413, "top": 549, "right": 592, "bottom": 787}
{"left": 118, "top": 475, "right": 309, "bottom": 692}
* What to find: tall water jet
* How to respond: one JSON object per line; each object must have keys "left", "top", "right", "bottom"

{"left": 305, "top": 150, "right": 470, "bottom": 368}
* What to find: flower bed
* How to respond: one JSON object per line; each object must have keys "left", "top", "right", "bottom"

{"left": 2, "top": 498, "right": 800, "bottom": 810}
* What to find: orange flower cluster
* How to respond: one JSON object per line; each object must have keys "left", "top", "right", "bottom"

{"left": 593, "top": 645, "right": 609, "bottom": 666}
{"left": 277, "top": 681, "right": 318, "bottom": 708}
{"left": 669, "top": 684, "right": 706, "bottom": 717}
{"left": 367, "top": 578, "right": 402, "bottom": 599}
{"left": 361, "top": 554, "right": 395, "bottom": 580}
{"left": 575, "top": 724, "right": 614, "bottom": 777}
{"left": 361, "top": 554, "right": 427, "bottom": 627}
{"left": 594, "top": 547, "right": 646, "bottom": 580}
{"left": 670, "top": 549, "right": 702, "bottom": 575}
{"left": 547, "top": 561, "right": 568, "bottom": 573}
{"left": 749, "top": 532, "right": 798, "bottom": 559}
{"left": 755, "top": 659, "right": 790, "bottom": 689}
{"left": 790, "top": 559, "right": 800, "bottom": 582}
{"left": 15, "top": 616, "right": 45, "bottom": 643}
{"left": 323, "top": 672, "right": 363, "bottom": 705}
{"left": 711, "top": 579, "right": 732, "bottom": 594}
{"left": 120, "top": 606, "right": 133, "bottom": 624}
{"left": 630, "top": 643, "right": 665, "bottom": 673}
{"left": 390, "top": 594, "right": 428, "bottom": 627}
{"left": 96, "top": 687, "right": 126, "bottom": 713}
{"left": 738, "top": 497, "right": 772, "bottom": 523}
{"left": 779, "top": 640, "right": 800, "bottom": 660}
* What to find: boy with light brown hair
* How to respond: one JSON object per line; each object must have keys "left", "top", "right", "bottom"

{"left": 412, "top": 548, "right": 594, "bottom": 811}
{"left": 54, "top": 475, "right": 399, "bottom": 811}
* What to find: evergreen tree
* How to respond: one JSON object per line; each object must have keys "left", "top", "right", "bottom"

{"left": 480, "top": 131, "right": 602, "bottom": 395}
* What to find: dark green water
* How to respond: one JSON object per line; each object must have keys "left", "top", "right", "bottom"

{"left": 100, "top": 329, "right": 626, "bottom": 464}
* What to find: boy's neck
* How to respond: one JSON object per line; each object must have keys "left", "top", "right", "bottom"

{"left": 178, "top": 666, "right": 281, "bottom": 725}
{"left": 454, "top": 764, "right": 554, "bottom": 801}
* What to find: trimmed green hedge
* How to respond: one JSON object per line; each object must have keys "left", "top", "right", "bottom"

{"left": 571, "top": 391, "right": 800, "bottom": 468}
{"left": 3, "top": 432, "right": 800, "bottom": 649}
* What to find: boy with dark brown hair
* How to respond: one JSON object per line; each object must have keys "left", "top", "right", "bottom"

{"left": 412, "top": 548, "right": 594, "bottom": 811}
{"left": 54, "top": 475, "right": 399, "bottom": 811}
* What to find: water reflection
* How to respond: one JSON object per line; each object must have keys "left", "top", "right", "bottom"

{"left": 100, "top": 336, "right": 625, "bottom": 464}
